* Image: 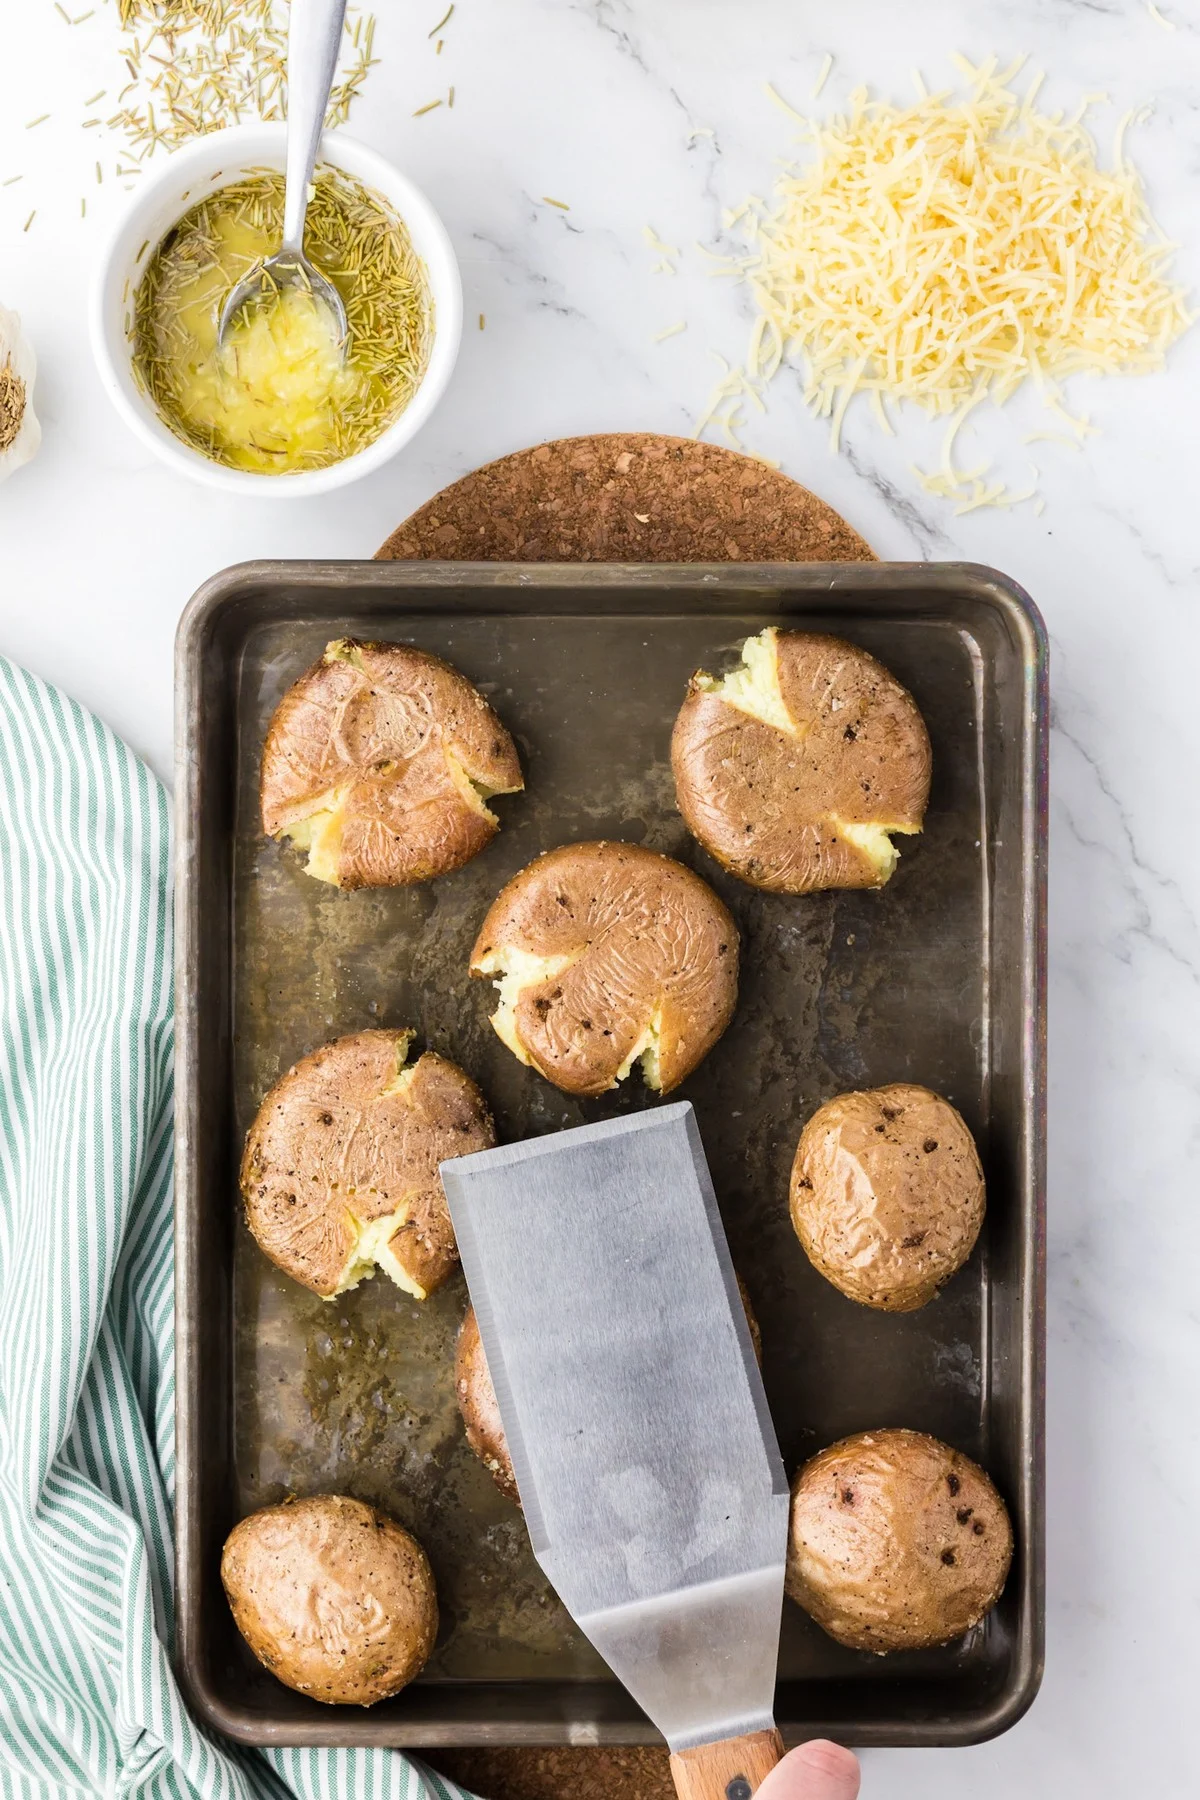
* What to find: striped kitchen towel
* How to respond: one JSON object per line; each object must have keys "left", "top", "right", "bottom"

{"left": 0, "top": 656, "right": 473, "bottom": 1800}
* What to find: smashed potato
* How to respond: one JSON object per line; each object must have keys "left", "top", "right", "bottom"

{"left": 672, "top": 628, "right": 930, "bottom": 893}
{"left": 261, "top": 638, "right": 522, "bottom": 889}
{"left": 469, "top": 840, "right": 738, "bottom": 1096}
{"left": 241, "top": 1029, "right": 493, "bottom": 1300}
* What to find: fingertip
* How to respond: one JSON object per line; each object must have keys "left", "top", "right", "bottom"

{"left": 786, "top": 1739, "right": 861, "bottom": 1797}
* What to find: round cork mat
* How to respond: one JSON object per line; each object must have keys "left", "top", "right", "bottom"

{"left": 385, "top": 435, "right": 869, "bottom": 1800}
{"left": 428, "top": 1747, "right": 676, "bottom": 1800}
{"left": 375, "top": 431, "right": 875, "bottom": 563}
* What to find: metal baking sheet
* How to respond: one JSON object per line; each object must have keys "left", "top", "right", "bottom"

{"left": 175, "top": 560, "right": 1046, "bottom": 1749}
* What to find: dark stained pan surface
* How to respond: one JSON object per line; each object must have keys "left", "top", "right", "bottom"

{"left": 175, "top": 561, "right": 1046, "bottom": 1749}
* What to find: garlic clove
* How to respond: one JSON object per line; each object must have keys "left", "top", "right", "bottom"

{"left": 0, "top": 304, "right": 41, "bottom": 483}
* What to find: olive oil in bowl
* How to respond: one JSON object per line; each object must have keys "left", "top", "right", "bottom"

{"left": 131, "top": 165, "right": 433, "bottom": 475}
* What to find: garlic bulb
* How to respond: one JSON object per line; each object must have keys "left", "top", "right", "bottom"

{"left": 0, "top": 306, "right": 41, "bottom": 483}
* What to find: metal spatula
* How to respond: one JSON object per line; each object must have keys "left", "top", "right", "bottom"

{"left": 441, "top": 1104, "right": 789, "bottom": 1800}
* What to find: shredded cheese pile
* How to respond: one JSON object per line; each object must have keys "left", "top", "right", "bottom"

{"left": 717, "top": 56, "right": 1192, "bottom": 510}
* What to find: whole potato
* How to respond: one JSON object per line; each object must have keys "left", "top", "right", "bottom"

{"left": 786, "top": 1429, "right": 1013, "bottom": 1653}
{"left": 221, "top": 1494, "right": 438, "bottom": 1705}
{"left": 790, "top": 1083, "right": 984, "bottom": 1311}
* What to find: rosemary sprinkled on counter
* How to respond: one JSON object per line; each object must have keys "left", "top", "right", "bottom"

{"left": 130, "top": 164, "right": 433, "bottom": 475}
{"left": 105, "top": 2, "right": 378, "bottom": 164}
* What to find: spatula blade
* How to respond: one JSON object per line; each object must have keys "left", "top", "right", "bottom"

{"left": 441, "top": 1104, "right": 789, "bottom": 1751}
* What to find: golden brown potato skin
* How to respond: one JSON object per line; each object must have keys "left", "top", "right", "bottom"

{"left": 241, "top": 1029, "right": 494, "bottom": 1299}
{"left": 221, "top": 1495, "right": 438, "bottom": 1705}
{"left": 672, "top": 631, "right": 931, "bottom": 893}
{"left": 456, "top": 1279, "right": 762, "bottom": 1504}
{"left": 738, "top": 1274, "right": 763, "bottom": 1368}
{"left": 455, "top": 1305, "right": 521, "bottom": 1503}
{"left": 469, "top": 840, "right": 738, "bottom": 1096}
{"left": 261, "top": 639, "right": 523, "bottom": 888}
{"left": 790, "top": 1084, "right": 984, "bottom": 1312}
{"left": 786, "top": 1430, "right": 1013, "bottom": 1653}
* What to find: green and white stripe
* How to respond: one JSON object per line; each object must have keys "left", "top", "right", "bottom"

{"left": 0, "top": 657, "right": 473, "bottom": 1800}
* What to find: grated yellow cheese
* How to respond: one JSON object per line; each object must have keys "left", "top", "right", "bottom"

{"left": 644, "top": 224, "right": 681, "bottom": 258}
{"left": 717, "top": 56, "right": 1191, "bottom": 506}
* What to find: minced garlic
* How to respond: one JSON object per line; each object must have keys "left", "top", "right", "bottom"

{"left": 194, "top": 283, "right": 351, "bottom": 473}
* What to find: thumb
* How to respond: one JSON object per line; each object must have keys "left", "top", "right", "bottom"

{"left": 755, "top": 1740, "right": 861, "bottom": 1800}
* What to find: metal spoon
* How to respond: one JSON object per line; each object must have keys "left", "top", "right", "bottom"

{"left": 218, "top": 0, "right": 349, "bottom": 350}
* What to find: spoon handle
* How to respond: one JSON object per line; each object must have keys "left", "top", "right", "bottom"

{"left": 282, "top": 0, "right": 350, "bottom": 258}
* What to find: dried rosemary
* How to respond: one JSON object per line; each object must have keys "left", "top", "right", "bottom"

{"left": 107, "top": 1, "right": 378, "bottom": 164}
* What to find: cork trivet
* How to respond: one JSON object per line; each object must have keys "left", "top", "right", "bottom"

{"left": 375, "top": 432, "right": 875, "bottom": 563}
{"left": 426, "top": 1746, "right": 676, "bottom": 1800}
{"left": 383, "top": 435, "right": 869, "bottom": 1800}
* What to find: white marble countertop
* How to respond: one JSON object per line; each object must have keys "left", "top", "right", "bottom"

{"left": 3, "top": 1, "right": 1199, "bottom": 1793}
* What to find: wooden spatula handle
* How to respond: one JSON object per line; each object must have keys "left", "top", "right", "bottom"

{"left": 669, "top": 1728, "right": 784, "bottom": 1799}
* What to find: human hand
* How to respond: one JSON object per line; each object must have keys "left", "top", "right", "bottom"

{"left": 756, "top": 1740, "right": 861, "bottom": 1800}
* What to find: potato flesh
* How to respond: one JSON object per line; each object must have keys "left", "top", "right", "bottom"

{"left": 280, "top": 785, "right": 350, "bottom": 885}
{"left": 828, "top": 815, "right": 918, "bottom": 881}
{"left": 696, "top": 628, "right": 795, "bottom": 736}
{"left": 478, "top": 944, "right": 666, "bottom": 1093}
{"left": 328, "top": 1048, "right": 424, "bottom": 1300}
{"left": 615, "top": 1008, "right": 665, "bottom": 1090}
{"left": 475, "top": 945, "right": 577, "bottom": 1065}
{"left": 443, "top": 749, "right": 503, "bottom": 824}
{"left": 331, "top": 1205, "right": 425, "bottom": 1301}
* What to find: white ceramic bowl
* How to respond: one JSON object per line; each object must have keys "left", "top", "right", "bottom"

{"left": 90, "top": 124, "right": 462, "bottom": 497}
